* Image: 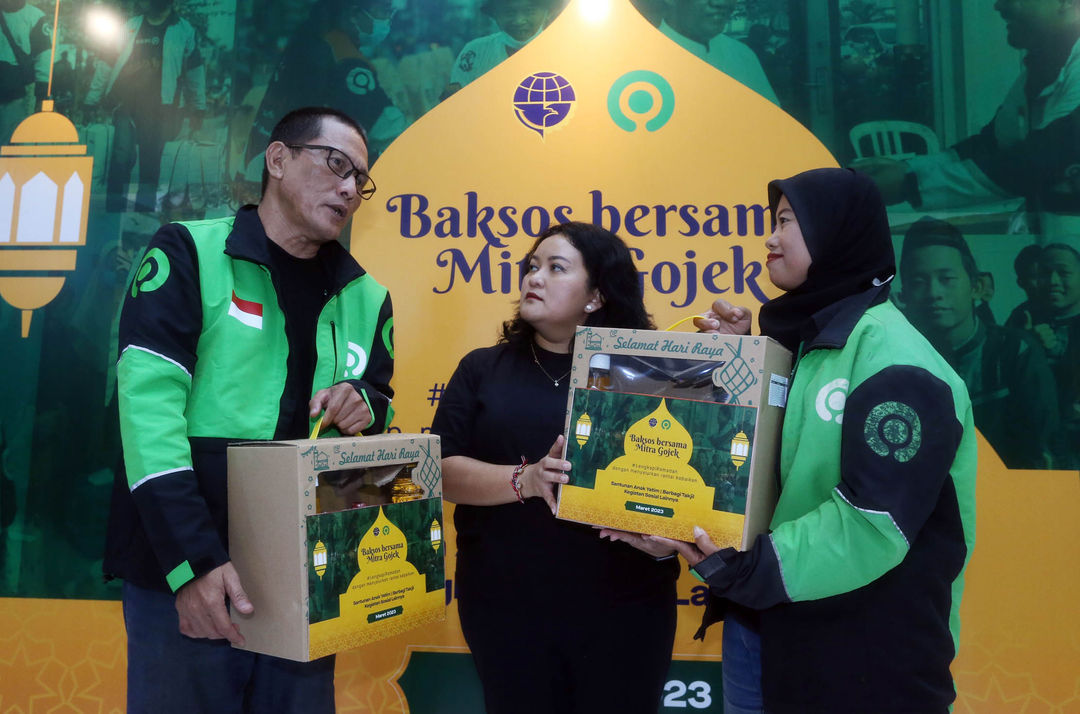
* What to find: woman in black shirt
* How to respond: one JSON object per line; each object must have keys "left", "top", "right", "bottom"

{"left": 431, "top": 222, "right": 679, "bottom": 714}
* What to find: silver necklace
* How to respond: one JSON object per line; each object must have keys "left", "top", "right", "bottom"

{"left": 530, "top": 342, "right": 571, "bottom": 387}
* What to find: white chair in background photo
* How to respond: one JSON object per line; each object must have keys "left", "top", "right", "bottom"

{"left": 850, "top": 119, "right": 940, "bottom": 160}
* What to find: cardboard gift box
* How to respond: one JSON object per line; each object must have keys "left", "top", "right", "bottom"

{"left": 227, "top": 433, "right": 445, "bottom": 661}
{"left": 557, "top": 326, "right": 792, "bottom": 550}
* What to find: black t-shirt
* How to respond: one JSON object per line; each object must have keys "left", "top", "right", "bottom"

{"left": 114, "top": 15, "right": 169, "bottom": 105}
{"left": 265, "top": 238, "right": 332, "bottom": 439}
{"left": 431, "top": 341, "right": 678, "bottom": 606}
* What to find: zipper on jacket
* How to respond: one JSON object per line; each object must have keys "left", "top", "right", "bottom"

{"left": 330, "top": 320, "right": 339, "bottom": 381}
{"left": 789, "top": 340, "right": 806, "bottom": 385}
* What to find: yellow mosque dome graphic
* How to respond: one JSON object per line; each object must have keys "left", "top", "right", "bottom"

{"left": 354, "top": 507, "right": 409, "bottom": 574}
{"left": 350, "top": 0, "right": 836, "bottom": 434}
{"left": 625, "top": 400, "right": 693, "bottom": 463}
{"left": 0, "top": 100, "right": 93, "bottom": 337}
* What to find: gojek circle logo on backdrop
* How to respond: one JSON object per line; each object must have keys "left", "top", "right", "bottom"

{"left": 608, "top": 70, "right": 675, "bottom": 132}
{"left": 347, "top": 67, "right": 378, "bottom": 95}
{"left": 512, "top": 72, "right": 576, "bottom": 138}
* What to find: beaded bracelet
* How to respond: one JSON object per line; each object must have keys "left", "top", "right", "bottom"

{"left": 510, "top": 456, "right": 528, "bottom": 503}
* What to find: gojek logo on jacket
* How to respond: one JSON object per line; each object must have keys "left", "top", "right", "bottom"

{"left": 864, "top": 401, "right": 922, "bottom": 463}
{"left": 815, "top": 378, "right": 849, "bottom": 424}
{"left": 345, "top": 341, "right": 368, "bottom": 377}
{"left": 131, "top": 248, "right": 170, "bottom": 297}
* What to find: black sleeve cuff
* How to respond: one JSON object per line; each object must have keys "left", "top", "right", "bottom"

{"left": 345, "top": 378, "right": 391, "bottom": 434}
{"left": 693, "top": 536, "right": 791, "bottom": 610}
{"left": 691, "top": 548, "right": 738, "bottom": 589}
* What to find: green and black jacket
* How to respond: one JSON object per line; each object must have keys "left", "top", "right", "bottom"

{"left": 105, "top": 206, "right": 394, "bottom": 593}
{"left": 694, "top": 295, "right": 977, "bottom": 713}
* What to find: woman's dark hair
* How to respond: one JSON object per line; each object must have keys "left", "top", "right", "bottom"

{"left": 500, "top": 221, "right": 653, "bottom": 346}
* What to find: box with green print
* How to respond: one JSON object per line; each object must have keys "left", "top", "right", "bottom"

{"left": 227, "top": 433, "right": 445, "bottom": 662}
{"left": 556, "top": 326, "right": 791, "bottom": 549}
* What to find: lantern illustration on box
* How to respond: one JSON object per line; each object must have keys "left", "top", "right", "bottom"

{"left": 313, "top": 540, "right": 328, "bottom": 578}
{"left": 430, "top": 517, "right": 442, "bottom": 553}
{"left": 575, "top": 412, "right": 592, "bottom": 447}
{"left": 0, "top": 1, "right": 92, "bottom": 338}
{"left": 730, "top": 431, "right": 750, "bottom": 469}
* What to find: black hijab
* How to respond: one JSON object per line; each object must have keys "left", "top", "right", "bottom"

{"left": 757, "top": 168, "right": 896, "bottom": 352}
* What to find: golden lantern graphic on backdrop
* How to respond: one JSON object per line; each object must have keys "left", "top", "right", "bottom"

{"left": 0, "top": 0, "right": 92, "bottom": 338}
{"left": 0, "top": 100, "right": 92, "bottom": 337}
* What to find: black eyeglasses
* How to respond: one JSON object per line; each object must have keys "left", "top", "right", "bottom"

{"left": 285, "top": 143, "right": 376, "bottom": 200}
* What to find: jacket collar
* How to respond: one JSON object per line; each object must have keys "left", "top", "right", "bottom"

{"left": 801, "top": 283, "right": 891, "bottom": 353}
{"left": 224, "top": 205, "right": 366, "bottom": 294}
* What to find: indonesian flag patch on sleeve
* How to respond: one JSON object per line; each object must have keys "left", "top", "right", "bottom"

{"left": 228, "top": 291, "right": 264, "bottom": 329}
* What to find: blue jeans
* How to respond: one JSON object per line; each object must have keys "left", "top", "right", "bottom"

{"left": 122, "top": 582, "right": 336, "bottom": 714}
{"left": 722, "top": 613, "right": 764, "bottom": 714}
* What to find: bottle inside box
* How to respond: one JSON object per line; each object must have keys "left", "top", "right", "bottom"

{"left": 587, "top": 353, "right": 731, "bottom": 403}
{"left": 315, "top": 462, "right": 423, "bottom": 514}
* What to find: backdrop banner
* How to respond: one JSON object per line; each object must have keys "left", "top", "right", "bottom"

{"left": 0, "top": 0, "right": 1077, "bottom": 712}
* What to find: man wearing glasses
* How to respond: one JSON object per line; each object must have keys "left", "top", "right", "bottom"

{"left": 106, "top": 106, "right": 393, "bottom": 713}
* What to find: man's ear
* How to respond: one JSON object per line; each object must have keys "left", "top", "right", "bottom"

{"left": 264, "top": 141, "right": 288, "bottom": 183}
{"left": 975, "top": 272, "right": 995, "bottom": 302}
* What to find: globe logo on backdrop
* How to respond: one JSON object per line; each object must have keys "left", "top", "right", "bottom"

{"left": 512, "top": 72, "right": 576, "bottom": 138}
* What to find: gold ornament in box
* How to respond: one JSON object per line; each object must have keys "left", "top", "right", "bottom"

{"left": 391, "top": 470, "right": 424, "bottom": 502}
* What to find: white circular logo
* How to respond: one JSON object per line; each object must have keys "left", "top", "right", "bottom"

{"left": 345, "top": 341, "right": 368, "bottom": 377}
{"left": 815, "top": 378, "right": 849, "bottom": 424}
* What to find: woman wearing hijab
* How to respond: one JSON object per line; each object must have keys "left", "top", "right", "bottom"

{"left": 662, "top": 168, "right": 978, "bottom": 713}
{"left": 431, "top": 222, "right": 679, "bottom": 714}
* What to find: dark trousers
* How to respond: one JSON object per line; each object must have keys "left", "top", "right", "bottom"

{"left": 122, "top": 581, "right": 336, "bottom": 714}
{"left": 722, "top": 611, "right": 764, "bottom": 714}
{"left": 458, "top": 586, "right": 677, "bottom": 714}
{"left": 107, "top": 103, "right": 180, "bottom": 213}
